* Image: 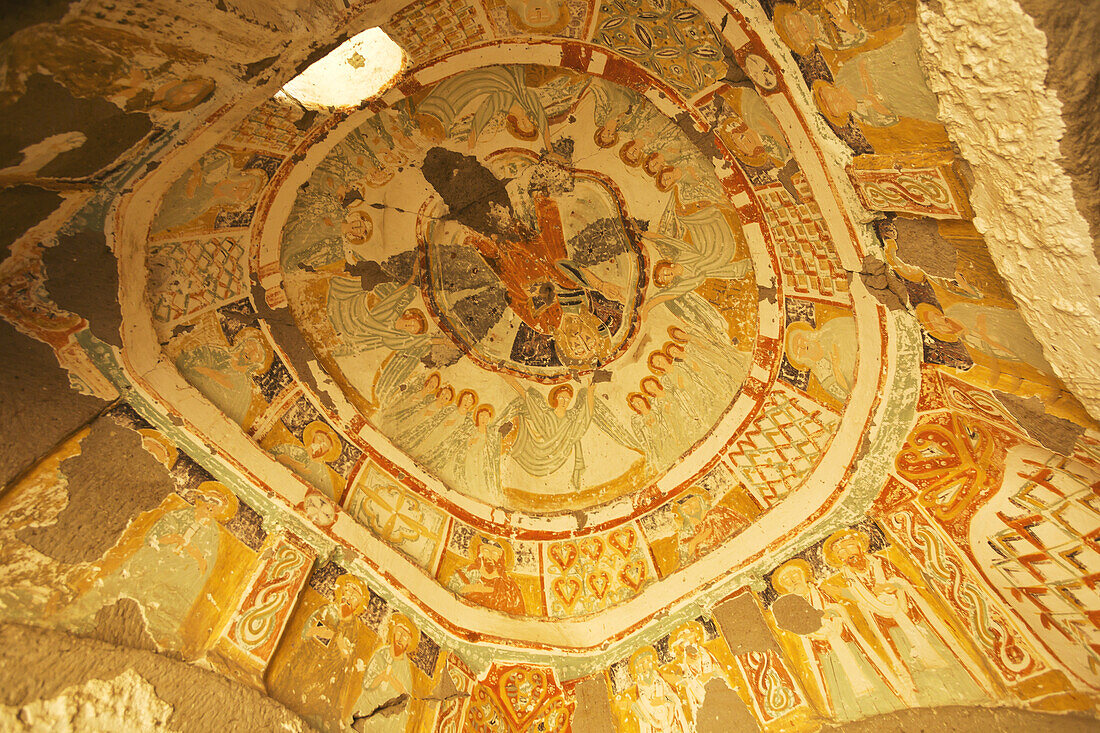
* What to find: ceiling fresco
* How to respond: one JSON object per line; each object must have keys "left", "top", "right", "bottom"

{"left": 146, "top": 23, "right": 887, "bottom": 631}
{"left": 277, "top": 63, "right": 762, "bottom": 510}
{"left": 1, "top": 0, "right": 1100, "bottom": 731}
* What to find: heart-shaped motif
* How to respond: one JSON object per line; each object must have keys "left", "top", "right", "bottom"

{"left": 586, "top": 571, "right": 611, "bottom": 600}
{"left": 552, "top": 577, "right": 581, "bottom": 607}
{"left": 608, "top": 527, "right": 636, "bottom": 557}
{"left": 547, "top": 542, "right": 577, "bottom": 573}
{"left": 499, "top": 667, "right": 549, "bottom": 728}
{"left": 580, "top": 536, "right": 604, "bottom": 564}
{"left": 619, "top": 559, "right": 647, "bottom": 591}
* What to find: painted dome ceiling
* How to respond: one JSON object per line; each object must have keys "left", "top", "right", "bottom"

{"left": 142, "top": 18, "right": 894, "bottom": 636}
{"left": 3, "top": 0, "right": 1100, "bottom": 730}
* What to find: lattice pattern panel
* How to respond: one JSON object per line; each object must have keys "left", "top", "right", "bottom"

{"left": 988, "top": 454, "right": 1100, "bottom": 669}
{"left": 721, "top": 386, "right": 839, "bottom": 508}
{"left": 758, "top": 182, "right": 849, "bottom": 302}
{"left": 148, "top": 236, "right": 247, "bottom": 324}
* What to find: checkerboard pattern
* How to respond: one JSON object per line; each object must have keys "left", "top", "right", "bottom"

{"left": 758, "top": 182, "right": 850, "bottom": 303}
{"left": 385, "top": 0, "right": 488, "bottom": 65}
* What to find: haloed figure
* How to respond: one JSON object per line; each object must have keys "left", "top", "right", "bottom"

{"left": 421, "top": 147, "right": 625, "bottom": 370}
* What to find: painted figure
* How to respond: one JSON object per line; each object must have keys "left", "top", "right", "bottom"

{"left": 770, "top": 558, "right": 906, "bottom": 719}
{"left": 450, "top": 537, "right": 526, "bottom": 615}
{"left": 271, "top": 421, "right": 344, "bottom": 500}
{"left": 664, "top": 621, "right": 729, "bottom": 725}
{"left": 350, "top": 613, "right": 419, "bottom": 731}
{"left": 499, "top": 376, "right": 640, "bottom": 491}
{"left": 628, "top": 647, "right": 689, "bottom": 733}
{"left": 415, "top": 65, "right": 552, "bottom": 149}
{"left": 58, "top": 482, "right": 237, "bottom": 652}
{"left": 152, "top": 148, "right": 266, "bottom": 234}
{"left": 821, "top": 529, "right": 992, "bottom": 706}
{"left": 422, "top": 147, "right": 628, "bottom": 369}
{"left": 175, "top": 328, "right": 269, "bottom": 428}
{"left": 674, "top": 490, "right": 748, "bottom": 566}
{"left": 287, "top": 575, "right": 373, "bottom": 722}
{"left": 784, "top": 316, "right": 857, "bottom": 402}
{"left": 643, "top": 205, "right": 750, "bottom": 345}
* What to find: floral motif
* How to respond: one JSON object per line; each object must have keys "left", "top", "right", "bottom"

{"left": 593, "top": 0, "right": 725, "bottom": 97}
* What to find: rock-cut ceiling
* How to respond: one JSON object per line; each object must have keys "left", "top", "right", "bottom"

{"left": 138, "top": 10, "right": 896, "bottom": 645}
{"left": 3, "top": 0, "right": 1100, "bottom": 730}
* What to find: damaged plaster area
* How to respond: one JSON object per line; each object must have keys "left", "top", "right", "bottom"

{"left": 918, "top": 0, "right": 1100, "bottom": 420}
{"left": 0, "top": 668, "right": 175, "bottom": 731}
{"left": 0, "top": 623, "right": 311, "bottom": 732}
{"left": 279, "top": 28, "right": 405, "bottom": 111}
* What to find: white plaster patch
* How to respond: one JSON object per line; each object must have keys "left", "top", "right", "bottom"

{"left": 280, "top": 28, "right": 405, "bottom": 110}
{"left": 918, "top": 0, "right": 1100, "bottom": 419}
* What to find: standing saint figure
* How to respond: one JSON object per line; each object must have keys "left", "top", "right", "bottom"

{"left": 820, "top": 529, "right": 993, "bottom": 706}
{"left": 498, "top": 375, "right": 641, "bottom": 491}
{"left": 628, "top": 648, "right": 689, "bottom": 733}
{"left": 664, "top": 621, "right": 729, "bottom": 725}
{"left": 770, "top": 558, "right": 909, "bottom": 719}
{"left": 350, "top": 614, "right": 419, "bottom": 732}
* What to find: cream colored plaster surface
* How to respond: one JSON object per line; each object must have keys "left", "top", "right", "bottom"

{"left": 918, "top": 0, "right": 1100, "bottom": 420}
{"left": 0, "top": 669, "right": 174, "bottom": 732}
{"left": 279, "top": 28, "right": 405, "bottom": 110}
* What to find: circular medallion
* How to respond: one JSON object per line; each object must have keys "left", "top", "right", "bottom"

{"left": 279, "top": 63, "right": 762, "bottom": 512}
{"left": 418, "top": 148, "right": 646, "bottom": 380}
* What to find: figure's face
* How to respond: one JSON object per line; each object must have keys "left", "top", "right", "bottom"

{"left": 745, "top": 55, "right": 778, "bottom": 90}
{"left": 480, "top": 545, "right": 504, "bottom": 566}
{"left": 523, "top": 0, "right": 558, "bottom": 26}
{"left": 819, "top": 84, "right": 857, "bottom": 118}
{"left": 194, "top": 496, "right": 220, "bottom": 522}
{"left": 233, "top": 175, "right": 261, "bottom": 202}
{"left": 510, "top": 105, "right": 537, "bottom": 135}
{"left": 920, "top": 308, "right": 964, "bottom": 340}
{"left": 395, "top": 311, "right": 422, "bottom": 334}
{"left": 237, "top": 338, "right": 264, "bottom": 369}
{"left": 629, "top": 396, "right": 649, "bottom": 414}
{"left": 392, "top": 624, "right": 411, "bottom": 654}
{"left": 474, "top": 409, "right": 492, "bottom": 427}
{"left": 656, "top": 167, "right": 682, "bottom": 190}
{"left": 652, "top": 353, "right": 673, "bottom": 372}
{"left": 160, "top": 78, "right": 214, "bottom": 110}
{"left": 834, "top": 537, "right": 865, "bottom": 567}
{"left": 653, "top": 262, "right": 682, "bottom": 288}
{"left": 459, "top": 394, "right": 475, "bottom": 410}
{"left": 775, "top": 566, "right": 810, "bottom": 596}
{"left": 343, "top": 213, "right": 371, "bottom": 245}
{"left": 666, "top": 345, "right": 684, "bottom": 361}
{"left": 727, "top": 120, "right": 765, "bottom": 159}
{"left": 426, "top": 376, "right": 441, "bottom": 393}
{"left": 679, "top": 496, "right": 705, "bottom": 524}
{"left": 309, "top": 433, "right": 333, "bottom": 459}
{"left": 788, "top": 331, "right": 822, "bottom": 365}
{"left": 633, "top": 653, "right": 656, "bottom": 677}
{"left": 340, "top": 587, "right": 364, "bottom": 617}
{"left": 780, "top": 10, "right": 816, "bottom": 53}
{"left": 557, "top": 318, "right": 599, "bottom": 363}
